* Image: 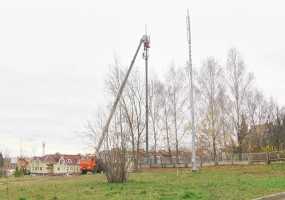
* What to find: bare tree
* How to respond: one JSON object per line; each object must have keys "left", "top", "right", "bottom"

{"left": 149, "top": 78, "right": 164, "bottom": 164}
{"left": 86, "top": 62, "right": 132, "bottom": 182}
{"left": 217, "top": 88, "right": 233, "bottom": 150}
{"left": 226, "top": 48, "right": 253, "bottom": 159}
{"left": 166, "top": 66, "right": 187, "bottom": 164}
{"left": 160, "top": 84, "right": 173, "bottom": 163}
{"left": 245, "top": 89, "right": 269, "bottom": 151}
{"left": 97, "top": 103, "right": 129, "bottom": 182}
{"left": 105, "top": 63, "right": 145, "bottom": 171}
{"left": 126, "top": 70, "right": 146, "bottom": 170}
{"left": 198, "top": 57, "right": 224, "bottom": 165}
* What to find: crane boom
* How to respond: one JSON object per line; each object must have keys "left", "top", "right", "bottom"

{"left": 96, "top": 35, "right": 149, "bottom": 153}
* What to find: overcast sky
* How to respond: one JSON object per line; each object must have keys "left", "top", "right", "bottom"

{"left": 0, "top": 0, "right": 284, "bottom": 157}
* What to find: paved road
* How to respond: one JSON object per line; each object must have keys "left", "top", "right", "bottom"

{"left": 253, "top": 192, "right": 285, "bottom": 200}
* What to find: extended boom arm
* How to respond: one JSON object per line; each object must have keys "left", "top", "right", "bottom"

{"left": 96, "top": 35, "right": 149, "bottom": 153}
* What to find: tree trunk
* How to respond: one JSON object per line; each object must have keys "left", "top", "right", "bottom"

{"left": 213, "top": 136, "right": 218, "bottom": 165}
{"left": 238, "top": 132, "right": 242, "bottom": 161}
{"left": 152, "top": 119, "right": 158, "bottom": 164}
{"left": 135, "top": 140, "right": 140, "bottom": 170}
{"left": 164, "top": 104, "right": 172, "bottom": 164}
{"left": 173, "top": 94, "right": 179, "bottom": 164}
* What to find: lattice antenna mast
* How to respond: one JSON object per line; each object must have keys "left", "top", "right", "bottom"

{"left": 143, "top": 25, "right": 150, "bottom": 164}
{"left": 187, "top": 9, "right": 197, "bottom": 171}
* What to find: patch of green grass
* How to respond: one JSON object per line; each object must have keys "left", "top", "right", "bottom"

{"left": 1, "top": 164, "right": 285, "bottom": 200}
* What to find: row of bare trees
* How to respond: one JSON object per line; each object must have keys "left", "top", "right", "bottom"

{"left": 196, "top": 48, "right": 285, "bottom": 162}
{"left": 86, "top": 48, "right": 284, "bottom": 181}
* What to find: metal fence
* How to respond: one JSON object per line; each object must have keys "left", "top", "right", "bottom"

{"left": 137, "top": 151, "right": 285, "bottom": 168}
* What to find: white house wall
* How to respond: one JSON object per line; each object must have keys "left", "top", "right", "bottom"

{"left": 29, "top": 160, "right": 80, "bottom": 175}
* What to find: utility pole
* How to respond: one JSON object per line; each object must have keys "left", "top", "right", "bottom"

{"left": 187, "top": 9, "right": 197, "bottom": 171}
{"left": 143, "top": 29, "right": 150, "bottom": 165}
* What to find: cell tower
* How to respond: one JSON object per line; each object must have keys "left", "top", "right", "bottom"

{"left": 143, "top": 26, "right": 150, "bottom": 164}
{"left": 187, "top": 9, "right": 197, "bottom": 171}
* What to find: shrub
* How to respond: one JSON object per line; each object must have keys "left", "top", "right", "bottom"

{"left": 14, "top": 167, "right": 24, "bottom": 177}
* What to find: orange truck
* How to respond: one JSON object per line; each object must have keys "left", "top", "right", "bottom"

{"left": 80, "top": 158, "right": 96, "bottom": 174}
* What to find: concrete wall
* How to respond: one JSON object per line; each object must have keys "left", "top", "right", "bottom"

{"left": 53, "top": 163, "right": 80, "bottom": 174}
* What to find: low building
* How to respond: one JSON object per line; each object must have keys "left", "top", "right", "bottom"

{"left": 29, "top": 153, "right": 81, "bottom": 175}
{"left": 0, "top": 154, "right": 17, "bottom": 176}
{"left": 9, "top": 157, "right": 17, "bottom": 170}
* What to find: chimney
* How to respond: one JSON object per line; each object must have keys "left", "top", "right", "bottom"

{"left": 42, "top": 142, "right": 46, "bottom": 156}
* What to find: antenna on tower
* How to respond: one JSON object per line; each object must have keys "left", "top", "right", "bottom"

{"left": 186, "top": 9, "right": 197, "bottom": 172}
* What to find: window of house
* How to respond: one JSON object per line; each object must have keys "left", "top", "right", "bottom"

{"left": 57, "top": 167, "right": 60, "bottom": 171}
{"left": 40, "top": 167, "right": 42, "bottom": 171}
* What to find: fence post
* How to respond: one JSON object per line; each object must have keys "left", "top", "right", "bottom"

{"left": 266, "top": 152, "right": 270, "bottom": 165}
